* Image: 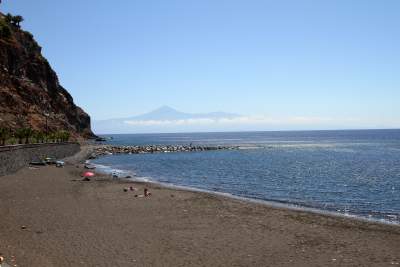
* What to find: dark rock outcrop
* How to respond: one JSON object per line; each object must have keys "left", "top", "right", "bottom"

{"left": 0, "top": 12, "right": 95, "bottom": 138}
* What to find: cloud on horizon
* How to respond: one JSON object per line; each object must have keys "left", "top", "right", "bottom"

{"left": 123, "top": 115, "right": 359, "bottom": 127}
{"left": 93, "top": 110, "right": 400, "bottom": 134}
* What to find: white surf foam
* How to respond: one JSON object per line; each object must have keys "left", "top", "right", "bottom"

{"left": 87, "top": 161, "right": 399, "bottom": 226}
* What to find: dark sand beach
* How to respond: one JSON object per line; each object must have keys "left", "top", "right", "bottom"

{"left": 1, "top": 147, "right": 400, "bottom": 266}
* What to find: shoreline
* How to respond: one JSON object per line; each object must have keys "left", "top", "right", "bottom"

{"left": 1, "top": 145, "right": 399, "bottom": 266}
{"left": 88, "top": 148, "right": 400, "bottom": 227}
{"left": 141, "top": 181, "right": 400, "bottom": 227}
{"left": 101, "top": 171, "right": 400, "bottom": 228}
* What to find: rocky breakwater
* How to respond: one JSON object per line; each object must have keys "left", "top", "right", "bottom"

{"left": 89, "top": 145, "right": 238, "bottom": 159}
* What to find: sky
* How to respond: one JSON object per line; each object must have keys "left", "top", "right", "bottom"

{"left": 1, "top": 0, "right": 399, "bottom": 132}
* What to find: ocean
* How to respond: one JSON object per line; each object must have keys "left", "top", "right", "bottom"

{"left": 91, "top": 129, "right": 400, "bottom": 224}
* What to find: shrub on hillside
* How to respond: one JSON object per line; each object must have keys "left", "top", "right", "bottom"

{"left": 33, "top": 131, "right": 46, "bottom": 143}
{"left": 0, "top": 128, "right": 11, "bottom": 146}
{"left": 0, "top": 25, "right": 11, "bottom": 38}
{"left": 14, "top": 128, "right": 26, "bottom": 144}
{"left": 5, "top": 13, "right": 13, "bottom": 24}
{"left": 0, "top": 19, "right": 12, "bottom": 39}
{"left": 13, "top": 128, "right": 34, "bottom": 144}
{"left": 55, "top": 130, "right": 71, "bottom": 142}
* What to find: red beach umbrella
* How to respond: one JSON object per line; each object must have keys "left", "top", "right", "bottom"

{"left": 82, "top": 171, "right": 95, "bottom": 177}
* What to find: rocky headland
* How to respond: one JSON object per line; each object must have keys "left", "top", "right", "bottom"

{"left": 0, "top": 12, "right": 95, "bottom": 138}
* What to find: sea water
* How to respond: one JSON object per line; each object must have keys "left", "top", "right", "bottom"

{"left": 91, "top": 129, "right": 400, "bottom": 224}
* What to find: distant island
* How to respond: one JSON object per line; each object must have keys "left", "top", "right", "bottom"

{"left": 93, "top": 105, "right": 242, "bottom": 134}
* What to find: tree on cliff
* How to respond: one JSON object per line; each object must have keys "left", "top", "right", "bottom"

{"left": 4, "top": 13, "right": 23, "bottom": 28}
{"left": 11, "top": 15, "right": 23, "bottom": 28}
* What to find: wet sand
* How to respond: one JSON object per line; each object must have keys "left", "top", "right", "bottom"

{"left": 0, "top": 148, "right": 400, "bottom": 266}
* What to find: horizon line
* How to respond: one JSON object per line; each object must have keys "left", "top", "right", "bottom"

{"left": 94, "top": 128, "right": 400, "bottom": 136}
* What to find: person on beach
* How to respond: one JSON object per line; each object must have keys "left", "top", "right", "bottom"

{"left": 144, "top": 188, "right": 151, "bottom": 197}
{"left": 133, "top": 188, "right": 151, "bottom": 197}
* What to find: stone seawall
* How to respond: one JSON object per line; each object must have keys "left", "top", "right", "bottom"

{"left": 0, "top": 143, "right": 80, "bottom": 176}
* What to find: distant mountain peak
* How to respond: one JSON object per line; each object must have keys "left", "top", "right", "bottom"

{"left": 156, "top": 105, "right": 177, "bottom": 111}
{"left": 131, "top": 106, "right": 188, "bottom": 120}
{"left": 128, "top": 106, "right": 240, "bottom": 121}
{"left": 93, "top": 106, "right": 242, "bottom": 133}
{"left": 145, "top": 105, "right": 183, "bottom": 115}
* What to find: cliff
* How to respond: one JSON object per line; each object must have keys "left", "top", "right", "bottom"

{"left": 0, "top": 12, "right": 95, "bottom": 138}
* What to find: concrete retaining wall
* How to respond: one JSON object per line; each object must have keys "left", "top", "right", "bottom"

{"left": 0, "top": 143, "right": 80, "bottom": 176}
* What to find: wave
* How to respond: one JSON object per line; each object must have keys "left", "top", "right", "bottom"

{"left": 87, "top": 160, "right": 399, "bottom": 226}
{"left": 88, "top": 161, "right": 150, "bottom": 182}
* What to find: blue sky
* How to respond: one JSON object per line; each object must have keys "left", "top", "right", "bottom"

{"left": 2, "top": 0, "right": 399, "bottom": 131}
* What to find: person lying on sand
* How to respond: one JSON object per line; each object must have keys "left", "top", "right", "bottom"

{"left": 123, "top": 186, "right": 138, "bottom": 192}
{"left": 134, "top": 188, "right": 152, "bottom": 198}
{"left": 144, "top": 188, "right": 151, "bottom": 197}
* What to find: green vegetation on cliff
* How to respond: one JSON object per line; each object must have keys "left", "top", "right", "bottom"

{"left": 0, "top": 126, "right": 71, "bottom": 146}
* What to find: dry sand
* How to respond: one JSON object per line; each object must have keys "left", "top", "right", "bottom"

{"left": 0, "top": 147, "right": 400, "bottom": 266}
